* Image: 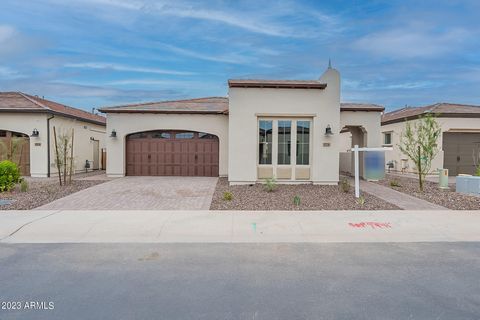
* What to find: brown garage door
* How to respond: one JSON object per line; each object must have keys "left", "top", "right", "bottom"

{"left": 443, "top": 132, "right": 480, "bottom": 176}
{"left": 126, "top": 130, "right": 219, "bottom": 176}
{"left": 0, "top": 130, "right": 30, "bottom": 176}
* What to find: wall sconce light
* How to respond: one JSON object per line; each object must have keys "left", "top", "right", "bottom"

{"left": 109, "top": 129, "right": 117, "bottom": 138}
{"left": 31, "top": 128, "right": 39, "bottom": 137}
{"left": 90, "top": 137, "right": 95, "bottom": 141}
{"left": 325, "top": 125, "right": 333, "bottom": 136}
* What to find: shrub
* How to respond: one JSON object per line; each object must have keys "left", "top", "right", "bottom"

{"left": 340, "top": 178, "right": 350, "bottom": 193}
{"left": 293, "top": 195, "right": 301, "bottom": 206}
{"left": 223, "top": 191, "right": 233, "bottom": 201}
{"left": 20, "top": 179, "right": 28, "bottom": 192}
{"left": 264, "top": 177, "right": 277, "bottom": 192}
{"left": 475, "top": 165, "right": 480, "bottom": 177}
{"left": 389, "top": 179, "right": 401, "bottom": 187}
{"left": 357, "top": 195, "right": 366, "bottom": 206}
{"left": 0, "top": 160, "right": 21, "bottom": 192}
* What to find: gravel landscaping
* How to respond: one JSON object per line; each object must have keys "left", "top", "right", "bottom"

{"left": 210, "top": 178, "right": 400, "bottom": 210}
{"left": 0, "top": 172, "right": 109, "bottom": 210}
{"left": 376, "top": 174, "right": 480, "bottom": 210}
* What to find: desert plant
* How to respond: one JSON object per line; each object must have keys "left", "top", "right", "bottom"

{"left": 264, "top": 177, "right": 277, "bottom": 192}
{"left": 399, "top": 113, "right": 441, "bottom": 191}
{"left": 0, "top": 160, "right": 21, "bottom": 192}
{"left": 475, "top": 165, "right": 480, "bottom": 177}
{"left": 20, "top": 179, "right": 28, "bottom": 192}
{"left": 389, "top": 179, "right": 401, "bottom": 187}
{"left": 340, "top": 178, "right": 350, "bottom": 193}
{"left": 223, "top": 191, "right": 233, "bottom": 201}
{"left": 357, "top": 195, "right": 366, "bottom": 206}
{"left": 293, "top": 195, "right": 301, "bottom": 206}
{"left": 53, "top": 127, "right": 75, "bottom": 186}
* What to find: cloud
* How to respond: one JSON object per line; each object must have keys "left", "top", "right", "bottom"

{"left": 0, "top": 24, "right": 45, "bottom": 58}
{"left": 64, "top": 62, "right": 196, "bottom": 75}
{"left": 61, "top": 0, "right": 340, "bottom": 38}
{"left": 353, "top": 27, "right": 471, "bottom": 58}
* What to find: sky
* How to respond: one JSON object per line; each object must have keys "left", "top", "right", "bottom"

{"left": 1, "top": 0, "right": 479, "bottom": 112}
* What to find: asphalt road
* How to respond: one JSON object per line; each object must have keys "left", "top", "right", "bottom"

{"left": 0, "top": 243, "right": 479, "bottom": 320}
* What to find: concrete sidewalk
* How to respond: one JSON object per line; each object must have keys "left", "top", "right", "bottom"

{"left": 358, "top": 180, "right": 448, "bottom": 210}
{"left": 1, "top": 210, "right": 479, "bottom": 243}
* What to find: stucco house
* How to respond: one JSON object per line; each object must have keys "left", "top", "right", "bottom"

{"left": 382, "top": 103, "right": 480, "bottom": 176}
{"left": 0, "top": 92, "right": 106, "bottom": 177}
{"left": 100, "top": 66, "right": 384, "bottom": 184}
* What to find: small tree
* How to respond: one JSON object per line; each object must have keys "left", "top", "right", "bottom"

{"left": 399, "top": 113, "right": 441, "bottom": 191}
{"left": 53, "top": 126, "right": 75, "bottom": 186}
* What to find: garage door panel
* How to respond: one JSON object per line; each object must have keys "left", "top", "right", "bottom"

{"left": 443, "top": 133, "right": 480, "bottom": 176}
{"left": 126, "top": 130, "right": 219, "bottom": 176}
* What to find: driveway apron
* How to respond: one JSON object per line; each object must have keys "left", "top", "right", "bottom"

{"left": 35, "top": 177, "right": 218, "bottom": 210}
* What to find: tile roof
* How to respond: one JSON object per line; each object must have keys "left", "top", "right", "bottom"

{"left": 382, "top": 103, "right": 480, "bottom": 125}
{"left": 0, "top": 92, "right": 106, "bottom": 125}
{"left": 340, "top": 103, "right": 384, "bottom": 112}
{"left": 100, "top": 97, "right": 384, "bottom": 115}
{"left": 228, "top": 79, "right": 327, "bottom": 89}
{"left": 99, "top": 97, "right": 229, "bottom": 114}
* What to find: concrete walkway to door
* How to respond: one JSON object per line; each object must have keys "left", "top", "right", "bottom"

{"left": 36, "top": 177, "right": 218, "bottom": 210}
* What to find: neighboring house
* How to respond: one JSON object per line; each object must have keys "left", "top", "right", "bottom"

{"left": 100, "top": 66, "right": 384, "bottom": 184}
{"left": 0, "top": 92, "right": 106, "bottom": 177}
{"left": 382, "top": 103, "right": 480, "bottom": 176}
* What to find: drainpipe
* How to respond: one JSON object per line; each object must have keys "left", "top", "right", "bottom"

{"left": 47, "top": 115, "right": 55, "bottom": 177}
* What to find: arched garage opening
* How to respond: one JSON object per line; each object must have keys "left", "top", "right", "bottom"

{"left": 125, "top": 130, "right": 219, "bottom": 176}
{"left": 0, "top": 129, "right": 30, "bottom": 176}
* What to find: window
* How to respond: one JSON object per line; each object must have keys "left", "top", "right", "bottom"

{"left": 383, "top": 132, "right": 392, "bottom": 145}
{"left": 0, "top": 131, "right": 6, "bottom": 137}
{"left": 152, "top": 131, "right": 171, "bottom": 139}
{"left": 175, "top": 132, "right": 194, "bottom": 139}
{"left": 128, "top": 132, "right": 148, "bottom": 139}
{"left": 296, "top": 121, "right": 310, "bottom": 165}
{"left": 199, "top": 133, "right": 216, "bottom": 139}
{"left": 259, "top": 120, "right": 273, "bottom": 164}
{"left": 277, "top": 120, "right": 291, "bottom": 165}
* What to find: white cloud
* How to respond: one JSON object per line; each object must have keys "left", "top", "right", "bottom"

{"left": 59, "top": 0, "right": 340, "bottom": 38}
{"left": 64, "top": 62, "right": 196, "bottom": 75}
{"left": 0, "top": 25, "right": 16, "bottom": 43}
{"left": 353, "top": 27, "right": 471, "bottom": 58}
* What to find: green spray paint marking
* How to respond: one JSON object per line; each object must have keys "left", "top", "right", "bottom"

{"left": 252, "top": 223, "right": 257, "bottom": 233}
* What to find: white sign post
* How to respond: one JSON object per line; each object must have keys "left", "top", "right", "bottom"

{"left": 351, "top": 145, "right": 393, "bottom": 198}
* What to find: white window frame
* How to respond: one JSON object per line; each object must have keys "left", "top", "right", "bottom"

{"left": 257, "top": 117, "right": 312, "bottom": 180}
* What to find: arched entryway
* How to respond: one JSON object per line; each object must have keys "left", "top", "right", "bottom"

{"left": 339, "top": 125, "right": 367, "bottom": 178}
{"left": 0, "top": 130, "right": 30, "bottom": 176}
{"left": 125, "top": 130, "right": 219, "bottom": 176}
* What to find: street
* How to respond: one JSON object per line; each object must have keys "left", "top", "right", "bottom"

{"left": 1, "top": 243, "right": 479, "bottom": 320}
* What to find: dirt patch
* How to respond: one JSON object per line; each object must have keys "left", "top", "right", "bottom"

{"left": 210, "top": 178, "right": 400, "bottom": 210}
{"left": 376, "top": 174, "right": 480, "bottom": 210}
{"left": 0, "top": 175, "right": 108, "bottom": 210}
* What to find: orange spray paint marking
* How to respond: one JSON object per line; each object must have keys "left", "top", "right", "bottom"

{"left": 348, "top": 222, "right": 392, "bottom": 229}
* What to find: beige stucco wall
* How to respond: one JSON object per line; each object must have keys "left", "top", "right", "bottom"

{"left": 382, "top": 117, "right": 480, "bottom": 174}
{"left": 49, "top": 116, "right": 106, "bottom": 175}
{"left": 0, "top": 112, "right": 48, "bottom": 177}
{"left": 0, "top": 112, "right": 106, "bottom": 177}
{"left": 105, "top": 113, "right": 229, "bottom": 177}
{"left": 228, "top": 68, "right": 341, "bottom": 184}
{"left": 339, "top": 111, "right": 383, "bottom": 177}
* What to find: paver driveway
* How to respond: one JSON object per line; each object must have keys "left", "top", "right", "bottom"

{"left": 36, "top": 177, "right": 218, "bottom": 210}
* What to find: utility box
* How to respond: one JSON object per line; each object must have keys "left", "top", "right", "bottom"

{"left": 456, "top": 175, "right": 480, "bottom": 195}
{"left": 438, "top": 169, "right": 449, "bottom": 189}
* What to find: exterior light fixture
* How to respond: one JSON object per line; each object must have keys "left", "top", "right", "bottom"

{"left": 31, "top": 128, "right": 39, "bottom": 137}
{"left": 90, "top": 137, "right": 95, "bottom": 141}
{"left": 325, "top": 125, "right": 333, "bottom": 136}
{"left": 110, "top": 129, "right": 117, "bottom": 138}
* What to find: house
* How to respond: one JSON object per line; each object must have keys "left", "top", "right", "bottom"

{"left": 381, "top": 103, "right": 480, "bottom": 176}
{"left": 100, "top": 66, "right": 384, "bottom": 184}
{"left": 0, "top": 92, "right": 106, "bottom": 177}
